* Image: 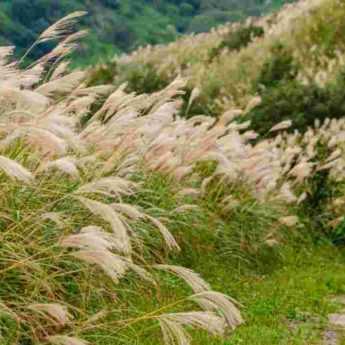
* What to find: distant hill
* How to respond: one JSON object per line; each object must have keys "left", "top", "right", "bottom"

{"left": 87, "top": 0, "right": 345, "bottom": 134}
{"left": 0, "top": 0, "right": 293, "bottom": 65}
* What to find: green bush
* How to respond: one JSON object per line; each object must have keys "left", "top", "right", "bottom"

{"left": 87, "top": 60, "right": 118, "bottom": 86}
{"left": 119, "top": 63, "right": 171, "bottom": 94}
{"left": 180, "top": 83, "right": 220, "bottom": 118}
{"left": 300, "top": 171, "right": 334, "bottom": 233}
{"left": 209, "top": 25, "right": 264, "bottom": 60}
{"left": 296, "top": 145, "right": 345, "bottom": 244}
{"left": 245, "top": 68, "right": 345, "bottom": 135}
{"left": 256, "top": 43, "right": 299, "bottom": 89}
{"left": 245, "top": 81, "right": 327, "bottom": 135}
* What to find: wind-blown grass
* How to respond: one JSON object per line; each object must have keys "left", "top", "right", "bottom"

{"left": 2, "top": 5, "right": 345, "bottom": 345}
{"left": 0, "top": 14, "right": 243, "bottom": 345}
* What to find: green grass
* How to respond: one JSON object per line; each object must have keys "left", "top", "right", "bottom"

{"left": 190, "top": 245, "right": 345, "bottom": 345}
{"left": 2, "top": 158, "right": 343, "bottom": 345}
{"left": 105, "top": 206, "right": 345, "bottom": 345}
{"left": 102, "top": 171, "right": 345, "bottom": 345}
{"left": 114, "top": 241, "right": 345, "bottom": 345}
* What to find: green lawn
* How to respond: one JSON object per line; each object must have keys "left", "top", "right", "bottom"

{"left": 189, "top": 245, "right": 345, "bottom": 345}
{"left": 121, "top": 173, "right": 345, "bottom": 345}
{"left": 111, "top": 242, "right": 345, "bottom": 345}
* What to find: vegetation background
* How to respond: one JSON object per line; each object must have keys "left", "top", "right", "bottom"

{"left": 0, "top": 0, "right": 293, "bottom": 64}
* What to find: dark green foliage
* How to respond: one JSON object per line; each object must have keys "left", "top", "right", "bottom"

{"left": 297, "top": 162, "right": 345, "bottom": 246}
{"left": 120, "top": 63, "right": 171, "bottom": 94}
{"left": 88, "top": 61, "right": 171, "bottom": 95}
{"left": 209, "top": 25, "right": 265, "bottom": 60}
{"left": 245, "top": 70, "right": 345, "bottom": 135}
{"left": 0, "top": 0, "right": 293, "bottom": 65}
{"left": 245, "top": 81, "right": 326, "bottom": 135}
{"left": 221, "top": 25, "right": 265, "bottom": 52}
{"left": 298, "top": 143, "right": 345, "bottom": 244}
{"left": 256, "top": 43, "right": 299, "bottom": 89}
{"left": 181, "top": 84, "right": 219, "bottom": 117}
{"left": 333, "top": 218, "right": 345, "bottom": 245}
{"left": 87, "top": 61, "right": 118, "bottom": 86}
{"left": 82, "top": 60, "right": 119, "bottom": 124}
{"left": 300, "top": 171, "right": 334, "bottom": 234}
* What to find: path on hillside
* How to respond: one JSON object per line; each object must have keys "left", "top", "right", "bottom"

{"left": 326, "top": 296, "right": 345, "bottom": 344}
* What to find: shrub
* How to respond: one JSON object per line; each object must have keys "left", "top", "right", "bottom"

{"left": 87, "top": 60, "right": 118, "bottom": 86}
{"left": 256, "top": 43, "right": 299, "bottom": 89}
{"left": 300, "top": 171, "right": 334, "bottom": 233}
{"left": 181, "top": 83, "right": 220, "bottom": 118}
{"left": 245, "top": 69, "right": 345, "bottom": 135}
{"left": 120, "top": 63, "right": 171, "bottom": 94}
{"left": 209, "top": 25, "right": 264, "bottom": 60}
{"left": 245, "top": 81, "right": 327, "bottom": 135}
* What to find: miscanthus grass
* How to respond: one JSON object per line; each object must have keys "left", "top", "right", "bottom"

{"left": 2, "top": 7, "right": 345, "bottom": 345}
{"left": 0, "top": 13, "right": 245, "bottom": 345}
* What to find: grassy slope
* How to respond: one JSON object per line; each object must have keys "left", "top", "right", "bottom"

{"left": 102, "top": 0, "right": 345, "bottom": 125}
{"left": 119, "top": 246, "right": 345, "bottom": 345}
{"left": 115, "top": 173, "right": 345, "bottom": 345}
{"left": 195, "top": 246, "right": 345, "bottom": 345}
{"left": 2, "top": 163, "right": 344, "bottom": 345}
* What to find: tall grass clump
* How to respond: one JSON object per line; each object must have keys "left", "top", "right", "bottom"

{"left": 0, "top": 14, "right": 244, "bottom": 345}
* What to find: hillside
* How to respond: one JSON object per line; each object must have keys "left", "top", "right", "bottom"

{"left": 2, "top": 1, "right": 345, "bottom": 345}
{"left": 90, "top": 0, "right": 345, "bottom": 134}
{"left": 0, "top": 0, "right": 293, "bottom": 65}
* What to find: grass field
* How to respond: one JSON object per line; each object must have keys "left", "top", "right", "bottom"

{"left": 3, "top": 4, "right": 345, "bottom": 344}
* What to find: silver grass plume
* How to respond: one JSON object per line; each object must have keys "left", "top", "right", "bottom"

{"left": 37, "top": 12, "right": 87, "bottom": 44}
{"left": 145, "top": 215, "right": 180, "bottom": 251}
{"left": 19, "top": 12, "right": 87, "bottom": 64}
{"left": 61, "top": 226, "right": 153, "bottom": 283}
{"left": 0, "top": 46, "right": 14, "bottom": 64}
{"left": 111, "top": 203, "right": 146, "bottom": 221}
{"left": 39, "top": 157, "right": 80, "bottom": 179}
{"left": 48, "top": 335, "right": 89, "bottom": 345}
{"left": 0, "top": 156, "right": 34, "bottom": 183}
{"left": 0, "top": 127, "right": 68, "bottom": 156}
{"left": 28, "top": 303, "right": 72, "bottom": 326}
{"left": 61, "top": 225, "right": 122, "bottom": 252}
{"left": 154, "top": 265, "right": 210, "bottom": 293}
{"left": 158, "top": 311, "right": 226, "bottom": 345}
{"left": 51, "top": 60, "right": 71, "bottom": 80}
{"left": 41, "top": 212, "right": 65, "bottom": 229}
{"left": 269, "top": 120, "right": 293, "bottom": 132}
{"left": 36, "top": 71, "right": 86, "bottom": 97}
{"left": 75, "top": 196, "right": 131, "bottom": 255}
{"left": 71, "top": 249, "right": 129, "bottom": 283}
{"left": 37, "top": 31, "right": 88, "bottom": 65}
{"left": 75, "top": 177, "right": 137, "bottom": 198}
{"left": 72, "top": 250, "right": 153, "bottom": 284}
{"left": 189, "top": 291, "right": 243, "bottom": 329}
